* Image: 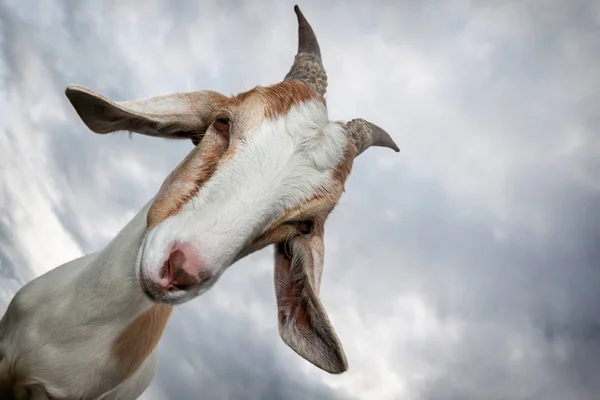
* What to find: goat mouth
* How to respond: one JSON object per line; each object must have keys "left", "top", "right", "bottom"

{"left": 140, "top": 275, "right": 187, "bottom": 304}
{"left": 140, "top": 270, "right": 218, "bottom": 305}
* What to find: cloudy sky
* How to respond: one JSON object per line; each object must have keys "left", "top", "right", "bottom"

{"left": 1, "top": 0, "right": 600, "bottom": 399}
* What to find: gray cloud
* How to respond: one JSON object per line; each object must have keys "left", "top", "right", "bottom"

{"left": 1, "top": 0, "right": 600, "bottom": 399}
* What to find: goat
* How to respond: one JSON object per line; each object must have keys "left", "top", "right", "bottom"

{"left": 0, "top": 5, "right": 399, "bottom": 399}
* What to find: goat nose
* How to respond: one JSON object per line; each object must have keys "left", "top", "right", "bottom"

{"left": 161, "top": 246, "right": 207, "bottom": 291}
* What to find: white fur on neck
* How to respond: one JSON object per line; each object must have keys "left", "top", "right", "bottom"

{"left": 0, "top": 200, "right": 155, "bottom": 398}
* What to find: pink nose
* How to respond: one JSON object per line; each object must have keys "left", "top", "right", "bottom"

{"left": 160, "top": 243, "right": 210, "bottom": 291}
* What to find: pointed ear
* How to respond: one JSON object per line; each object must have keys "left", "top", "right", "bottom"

{"left": 274, "top": 230, "right": 348, "bottom": 374}
{"left": 64, "top": 84, "right": 229, "bottom": 143}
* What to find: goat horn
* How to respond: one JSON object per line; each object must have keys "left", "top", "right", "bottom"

{"left": 345, "top": 119, "right": 400, "bottom": 156}
{"left": 284, "top": 5, "right": 328, "bottom": 96}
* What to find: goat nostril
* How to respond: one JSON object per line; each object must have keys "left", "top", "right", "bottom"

{"left": 165, "top": 249, "right": 198, "bottom": 291}
{"left": 158, "top": 245, "right": 211, "bottom": 292}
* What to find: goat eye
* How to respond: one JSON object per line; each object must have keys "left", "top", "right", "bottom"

{"left": 213, "top": 116, "right": 230, "bottom": 134}
{"left": 295, "top": 220, "right": 314, "bottom": 235}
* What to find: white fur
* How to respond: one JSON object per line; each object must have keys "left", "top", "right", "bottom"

{"left": 140, "top": 99, "right": 347, "bottom": 297}
{"left": 0, "top": 201, "right": 156, "bottom": 399}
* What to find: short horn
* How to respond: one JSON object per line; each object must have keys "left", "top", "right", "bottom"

{"left": 284, "top": 5, "right": 327, "bottom": 96}
{"left": 344, "top": 119, "right": 400, "bottom": 157}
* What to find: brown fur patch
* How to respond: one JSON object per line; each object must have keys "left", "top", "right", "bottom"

{"left": 234, "top": 80, "right": 322, "bottom": 120}
{"left": 261, "top": 81, "right": 323, "bottom": 119}
{"left": 110, "top": 304, "right": 173, "bottom": 380}
{"left": 147, "top": 135, "right": 227, "bottom": 229}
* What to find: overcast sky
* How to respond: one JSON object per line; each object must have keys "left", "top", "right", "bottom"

{"left": 1, "top": 0, "right": 600, "bottom": 399}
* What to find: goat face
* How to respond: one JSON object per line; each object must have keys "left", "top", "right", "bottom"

{"left": 64, "top": 5, "right": 399, "bottom": 374}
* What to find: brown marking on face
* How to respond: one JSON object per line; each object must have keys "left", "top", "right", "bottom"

{"left": 110, "top": 304, "right": 173, "bottom": 380}
{"left": 261, "top": 80, "right": 324, "bottom": 119}
{"left": 147, "top": 134, "right": 228, "bottom": 230}
{"left": 234, "top": 80, "right": 323, "bottom": 120}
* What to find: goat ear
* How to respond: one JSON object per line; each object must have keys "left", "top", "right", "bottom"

{"left": 64, "top": 84, "right": 228, "bottom": 142}
{"left": 273, "top": 230, "right": 348, "bottom": 374}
